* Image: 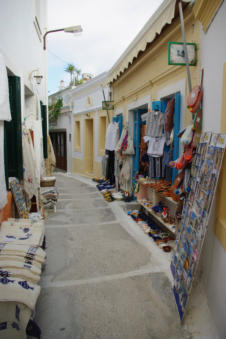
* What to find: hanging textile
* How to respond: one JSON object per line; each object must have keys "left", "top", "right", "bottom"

{"left": 105, "top": 122, "right": 118, "bottom": 151}
{"left": 119, "top": 156, "right": 133, "bottom": 193}
{"left": 45, "top": 135, "right": 56, "bottom": 176}
{"left": 32, "top": 120, "right": 45, "bottom": 181}
{"left": 22, "top": 127, "right": 39, "bottom": 199}
{"left": 0, "top": 54, "right": 11, "bottom": 210}
{"left": 145, "top": 111, "right": 165, "bottom": 137}
{"left": 144, "top": 136, "right": 166, "bottom": 157}
{"left": 0, "top": 53, "right": 11, "bottom": 121}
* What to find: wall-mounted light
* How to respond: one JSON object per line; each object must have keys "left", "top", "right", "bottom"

{"left": 29, "top": 69, "right": 43, "bottom": 85}
{"left": 43, "top": 25, "right": 83, "bottom": 50}
{"left": 33, "top": 74, "right": 43, "bottom": 85}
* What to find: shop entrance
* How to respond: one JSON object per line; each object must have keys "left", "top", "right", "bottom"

{"left": 132, "top": 107, "right": 148, "bottom": 183}
{"left": 132, "top": 92, "right": 180, "bottom": 184}
{"left": 153, "top": 92, "right": 181, "bottom": 182}
{"left": 50, "top": 131, "right": 67, "bottom": 171}
{"left": 85, "top": 118, "right": 94, "bottom": 174}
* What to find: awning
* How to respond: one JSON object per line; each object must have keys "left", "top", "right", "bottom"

{"left": 108, "top": 0, "right": 178, "bottom": 83}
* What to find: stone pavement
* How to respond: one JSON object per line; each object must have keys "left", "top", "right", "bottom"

{"left": 35, "top": 173, "right": 217, "bottom": 339}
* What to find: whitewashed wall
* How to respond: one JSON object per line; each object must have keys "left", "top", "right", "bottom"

{"left": 71, "top": 72, "right": 109, "bottom": 164}
{"left": 200, "top": 2, "right": 226, "bottom": 338}
{"left": 0, "top": 0, "right": 48, "bottom": 116}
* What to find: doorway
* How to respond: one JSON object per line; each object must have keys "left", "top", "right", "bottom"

{"left": 85, "top": 119, "right": 94, "bottom": 174}
{"left": 132, "top": 92, "right": 181, "bottom": 184}
{"left": 50, "top": 131, "right": 67, "bottom": 171}
{"left": 132, "top": 106, "right": 148, "bottom": 183}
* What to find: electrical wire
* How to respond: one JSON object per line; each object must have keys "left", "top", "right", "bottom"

{"left": 47, "top": 48, "right": 74, "bottom": 65}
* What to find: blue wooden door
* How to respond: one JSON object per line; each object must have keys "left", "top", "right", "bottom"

{"left": 132, "top": 110, "right": 141, "bottom": 183}
{"left": 172, "top": 93, "right": 181, "bottom": 182}
{"left": 152, "top": 94, "right": 181, "bottom": 182}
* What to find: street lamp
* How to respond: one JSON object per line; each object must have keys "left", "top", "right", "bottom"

{"left": 29, "top": 69, "right": 43, "bottom": 85}
{"left": 43, "top": 25, "right": 83, "bottom": 50}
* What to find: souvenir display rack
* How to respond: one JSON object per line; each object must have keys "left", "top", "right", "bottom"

{"left": 170, "top": 132, "right": 226, "bottom": 321}
{"left": 136, "top": 178, "right": 179, "bottom": 236}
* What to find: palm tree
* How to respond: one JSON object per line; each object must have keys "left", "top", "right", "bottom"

{"left": 64, "top": 63, "right": 76, "bottom": 85}
{"left": 74, "top": 68, "right": 82, "bottom": 85}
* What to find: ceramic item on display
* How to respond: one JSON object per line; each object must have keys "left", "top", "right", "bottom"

{"left": 180, "top": 125, "right": 193, "bottom": 145}
{"left": 187, "top": 85, "right": 203, "bottom": 113}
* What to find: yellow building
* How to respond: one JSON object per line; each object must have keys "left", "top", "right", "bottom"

{"left": 71, "top": 72, "right": 111, "bottom": 178}
{"left": 107, "top": 0, "right": 226, "bottom": 335}
{"left": 109, "top": 0, "right": 200, "bottom": 136}
{"left": 107, "top": 0, "right": 200, "bottom": 192}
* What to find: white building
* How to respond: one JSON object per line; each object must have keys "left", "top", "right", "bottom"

{"left": 71, "top": 72, "right": 110, "bottom": 177}
{"left": 0, "top": 0, "right": 48, "bottom": 182}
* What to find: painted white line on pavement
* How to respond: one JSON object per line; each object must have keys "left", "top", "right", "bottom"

{"left": 41, "top": 266, "right": 167, "bottom": 289}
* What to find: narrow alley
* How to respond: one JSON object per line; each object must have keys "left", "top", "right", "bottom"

{"left": 34, "top": 173, "right": 211, "bottom": 339}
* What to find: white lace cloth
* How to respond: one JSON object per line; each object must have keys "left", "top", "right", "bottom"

{"left": 0, "top": 53, "right": 11, "bottom": 210}
{"left": 22, "top": 128, "right": 39, "bottom": 199}
{"left": 0, "top": 53, "right": 11, "bottom": 121}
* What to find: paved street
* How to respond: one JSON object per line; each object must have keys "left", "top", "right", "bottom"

{"left": 35, "top": 174, "right": 215, "bottom": 339}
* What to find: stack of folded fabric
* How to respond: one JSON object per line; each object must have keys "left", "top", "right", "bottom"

{"left": 40, "top": 186, "right": 58, "bottom": 210}
{"left": 0, "top": 218, "right": 46, "bottom": 338}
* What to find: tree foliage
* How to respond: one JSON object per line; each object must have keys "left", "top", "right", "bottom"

{"left": 48, "top": 98, "right": 63, "bottom": 122}
{"left": 64, "top": 63, "right": 83, "bottom": 86}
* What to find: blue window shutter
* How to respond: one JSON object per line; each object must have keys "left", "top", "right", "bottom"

{"left": 132, "top": 110, "right": 141, "bottom": 183}
{"left": 172, "top": 92, "right": 181, "bottom": 182}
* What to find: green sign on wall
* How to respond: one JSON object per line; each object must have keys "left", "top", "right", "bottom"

{"left": 168, "top": 42, "right": 197, "bottom": 66}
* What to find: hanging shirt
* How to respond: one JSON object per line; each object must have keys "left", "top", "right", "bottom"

{"left": 144, "top": 136, "right": 166, "bottom": 157}
{"left": 0, "top": 53, "right": 11, "bottom": 121}
{"left": 145, "top": 111, "right": 165, "bottom": 138}
{"left": 105, "top": 122, "right": 118, "bottom": 151}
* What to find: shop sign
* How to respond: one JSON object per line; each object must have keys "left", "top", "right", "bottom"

{"left": 102, "top": 101, "right": 114, "bottom": 110}
{"left": 168, "top": 42, "right": 197, "bottom": 66}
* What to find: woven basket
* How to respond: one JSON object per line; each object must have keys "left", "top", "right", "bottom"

{"left": 40, "top": 176, "right": 56, "bottom": 187}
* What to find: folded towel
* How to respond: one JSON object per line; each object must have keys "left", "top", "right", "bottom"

{"left": 0, "top": 243, "right": 46, "bottom": 263}
{"left": 0, "top": 260, "right": 41, "bottom": 276}
{"left": 0, "top": 301, "right": 31, "bottom": 339}
{"left": 0, "top": 255, "right": 42, "bottom": 271}
{"left": 0, "top": 267, "right": 40, "bottom": 284}
{"left": 0, "top": 277, "right": 40, "bottom": 310}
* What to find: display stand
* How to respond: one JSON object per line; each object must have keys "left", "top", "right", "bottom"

{"left": 136, "top": 179, "right": 179, "bottom": 236}
{"left": 171, "top": 132, "right": 226, "bottom": 321}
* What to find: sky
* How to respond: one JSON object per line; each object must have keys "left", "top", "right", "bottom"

{"left": 47, "top": 0, "right": 164, "bottom": 94}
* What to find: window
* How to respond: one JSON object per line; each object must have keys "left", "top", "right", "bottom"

{"left": 74, "top": 120, "right": 81, "bottom": 150}
{"left": 99, "top": 116, "right": 107, "bottom": 151}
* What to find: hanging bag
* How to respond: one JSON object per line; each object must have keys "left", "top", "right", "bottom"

{"left": 122, "top": 136, "right": 135, "bottom": 155}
